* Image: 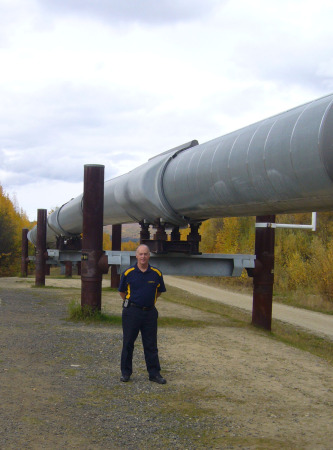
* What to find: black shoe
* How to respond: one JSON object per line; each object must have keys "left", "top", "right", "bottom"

{"left": 120, "top": 375, "right": 130, "bottom": 382}
{"left": 149, "top": 374, "right": 167, "bottom": 384}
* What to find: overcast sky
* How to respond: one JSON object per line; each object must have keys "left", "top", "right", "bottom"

{"left": 1, "top": 0, "right": 333, "bottom": 221}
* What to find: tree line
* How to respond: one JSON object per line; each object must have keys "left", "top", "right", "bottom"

{"left": 0, "top": 184, "right": 32, "bottom": 276}
{"left": 190, "top": 213, "right": 333, "bottom": 302}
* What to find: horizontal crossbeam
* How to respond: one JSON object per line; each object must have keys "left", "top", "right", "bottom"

{"left": 30, "top": 250, "right": 255, "bottom": 277}
{"left": 106, "top": 251, "right": 255, "bottom": 277}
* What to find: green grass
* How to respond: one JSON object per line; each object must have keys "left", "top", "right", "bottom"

{"left": 162, "top": 285, "right": 333, "bottom": 365}
{"left": 191, "top": 275, "right": 333, "bottom": 314}
{"left": 269, "top": 322, "right": 333, "bottom": 364}
{"left": 31, "top": 281, "right": 81, "bottom": 290}
{"left": 35, "top": 277, "right": 332, "bottom": 364}
{"left": 158, "top": 316, "right": 208, "bottom": 327}
{"left": 162, "top": 285, "right": 252, "bottom": 327}
{"left": 102, "top": 287, "right": 118, "bottom": 292}
{"left": 67, "top": 300, "right": 122, "bottom": 325}
{"left": 31, "top": 284, "right": 59, "bottom": 289}
{"left": 67, "top": 299, "right": 208, "bottom": 328}
{"left": 66, "top": 284, "right": 333, "bottom": 364}
{"left": 273, "top": 291, "right": 333, "bottom": 315}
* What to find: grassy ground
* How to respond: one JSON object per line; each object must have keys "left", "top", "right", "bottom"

{"left": 191, "top": 275, "right": 333, "bottom": 315}
{"left": 161, "top": 285, "right": 333, "bottom": 365}
{"left": 37, "top": 268, "right": 333, "bottom": 364}
{"left": 66, "top": 280, "right": 333, "bottom": 366}
{"left": 4, "top": 276, "right": 332, "bottom": 448}
{"left": 48, "top": 266, "right": 333, "bottom": 314}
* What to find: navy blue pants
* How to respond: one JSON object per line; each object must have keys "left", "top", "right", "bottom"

{"left": 121, "top": 305, "right": 161, "bottom": 377}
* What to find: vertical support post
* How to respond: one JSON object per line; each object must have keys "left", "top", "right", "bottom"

{"left": 187, "top": 222, "right": 202, "bottom": 254}
{"left": 21, "top": 228, "right": 29, "bottom": 277}
{"left": 154, "top": 219, "right": 167, "bottom": 241}
{"left": 171, "top": 226, "right": 181, "bottom": 241}
{"left": 111, "top": 224, "right": 122, "bottom": 288}
{"left": 139, "top": 221, "right": 150, "bottom": 242}
{"left": 252, "top": 215, "right": 275, "bottom": 331}
{"left": 150, "top": 219, "right": 167, "bottom": 253}
{"left": 65, "top": 261, "right": 72, "bottom": 277}
{"left": 81, "top": 164, "right": 105, "bottom": 311}
{"left": 35, "top": 209, "right": 47, "bottom": 286}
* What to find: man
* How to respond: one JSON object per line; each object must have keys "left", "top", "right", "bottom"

{"left": 118, "top": 244, "right": 167, "bottom": 384}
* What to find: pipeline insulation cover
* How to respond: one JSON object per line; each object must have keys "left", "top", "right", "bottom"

{"left": 28, "top": 94, "right": 333, "bottom": 246}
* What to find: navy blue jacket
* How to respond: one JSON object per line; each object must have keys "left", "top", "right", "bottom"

{"left": 118, "top": 263, "right": 166, "bottom": 307}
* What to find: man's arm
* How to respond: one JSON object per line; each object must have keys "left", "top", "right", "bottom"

{"left": 119, "top": 291, "right": 126, "bottom": 300}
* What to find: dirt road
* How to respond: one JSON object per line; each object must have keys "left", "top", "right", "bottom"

{"left": 164, "top": 276, "right": 333, "bottom": 341}
{"left": 1, "top": 277, "right": 332, "bottom": 448}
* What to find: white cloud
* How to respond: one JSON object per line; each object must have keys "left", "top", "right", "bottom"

{"left": 37, "top": 0, "right": 223, "bottom": 25}
{"left": 1, "top": 0, "right": 333, "bottom": 221}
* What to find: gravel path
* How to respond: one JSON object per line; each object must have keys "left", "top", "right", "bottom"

{"left": 0, "top": 286, "right": 201, "bottom": 449}
{"left": 0, "top": 278, "right": 332, "bottom": 449}
{"left": 164, "top": 276, "right": 333, "bottom": 341}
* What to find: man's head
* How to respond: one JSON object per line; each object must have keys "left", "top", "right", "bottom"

{"left": 136, "top": 244, "right": 150, "bottom": 268}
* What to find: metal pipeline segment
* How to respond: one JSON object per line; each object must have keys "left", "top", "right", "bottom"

{"left": 28, "top": 93, "right": 333, "bottom": 247}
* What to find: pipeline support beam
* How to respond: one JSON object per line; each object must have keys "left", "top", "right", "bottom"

{"left": 65, "top": 261, "right": 73, "bottom": 277}
{"left": 252, "top": 215, "right": 275, "bottom": 330}
{"left": 81, "top": 164, "right": 105, "bottom": 311}
{"left": 35, "top": 209, "right": 47, "bottom": 286}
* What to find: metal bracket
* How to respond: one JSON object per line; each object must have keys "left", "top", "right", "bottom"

{"left": 255, "top": 212, "right": 316, "bottom": 231}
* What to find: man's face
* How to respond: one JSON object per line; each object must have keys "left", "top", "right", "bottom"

{"left": 136, "top": 246, "right": 150, "bottom": 266}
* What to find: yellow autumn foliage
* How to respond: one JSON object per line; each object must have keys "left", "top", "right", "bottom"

{"left": 0, "top": 184, "right": 31, "bottom": 276}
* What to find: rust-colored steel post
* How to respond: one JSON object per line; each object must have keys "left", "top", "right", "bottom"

{"left": 111, "top": 224, "right": 122, "bottom": 288}
{"left": 21, "top": 228, "right": 29, "bottom": 277}
{"left": 35, "top": 209, "right": 47, "bottom": 286}
{"left": 65, "top": 261, "right": 72, "bottom": 277}
{"left": 81, "top": 164, "right": 105, "bottom": 311}
{"left": 252, "top": 215, "right": 275, "bottom": 330}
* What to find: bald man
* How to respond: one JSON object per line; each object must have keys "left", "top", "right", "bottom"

{"left": 118, "top": 244, "right": 167, "bottom": 384}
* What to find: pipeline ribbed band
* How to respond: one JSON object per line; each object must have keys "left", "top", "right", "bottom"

{"left": 54, "top": 202, "right": 79, "bottom": 237}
